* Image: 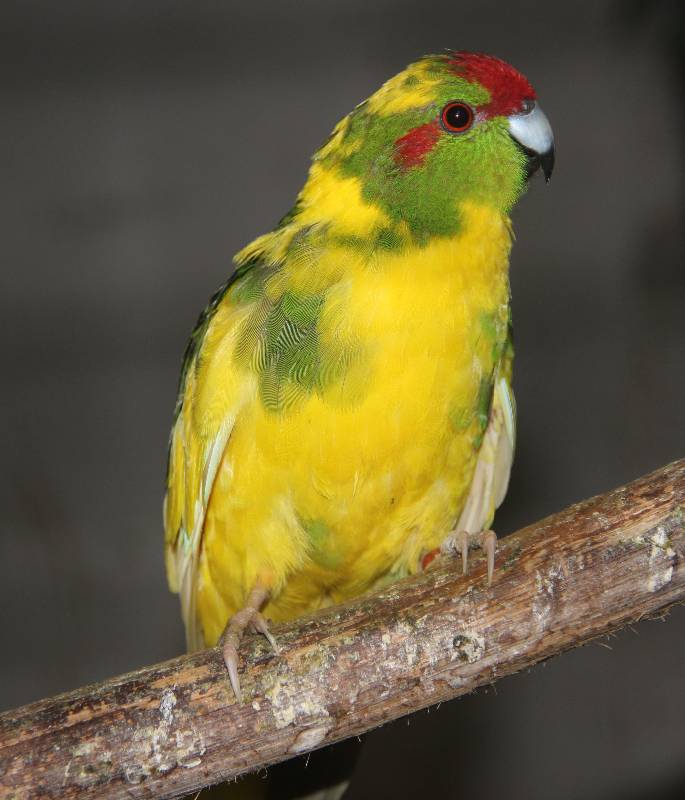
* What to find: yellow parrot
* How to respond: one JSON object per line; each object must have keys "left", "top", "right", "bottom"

{"left": 164, "top": 51, "right": 554, "bottom": 710}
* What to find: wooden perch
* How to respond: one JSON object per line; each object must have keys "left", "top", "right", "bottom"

{"left": 1, "top": 461, "right": 684, "bottom": 800}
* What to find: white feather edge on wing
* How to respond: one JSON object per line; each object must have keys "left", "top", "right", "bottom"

{"left": 175, "top": 415, "right": 236, "bottom": 652}
{"left": 456, "top": 375, "right": 516, "bottom": 534}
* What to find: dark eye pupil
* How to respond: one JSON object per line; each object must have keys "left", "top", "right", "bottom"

{"left": 445, "top": 104, "right": 470, "bottom": 130}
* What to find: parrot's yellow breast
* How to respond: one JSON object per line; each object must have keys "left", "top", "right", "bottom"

{"left": 191, "top": 201, "right": 512, "bottom": 646}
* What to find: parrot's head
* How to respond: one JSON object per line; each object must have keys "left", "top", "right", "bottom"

{"left": 311, "top": 51, "right": 554, "bottom": 241}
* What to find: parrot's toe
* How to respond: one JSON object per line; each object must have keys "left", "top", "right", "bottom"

{"left": 436, "top": 528, "right": 498, "bottom": 585}
{"left": 220, "top": 586, "right": 278, "bottom": 703}
{"left": 250, "top": 611, "right": 280, "bottom": 654}
{"left": 222, "top": 638, "right": 243, "bottom": 704}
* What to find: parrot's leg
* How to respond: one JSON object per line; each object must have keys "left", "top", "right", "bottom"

{"left": 221, "top": 583, "right": 279, "bottom": 703}
{"left": 436, "top": 529, "right": 497, "bottom": 585}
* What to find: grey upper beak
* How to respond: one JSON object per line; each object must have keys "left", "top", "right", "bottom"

{"left": 508, "top": 102, "right": 554, "bottom": 182}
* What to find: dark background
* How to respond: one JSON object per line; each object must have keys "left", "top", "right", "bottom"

{"left": 2, "top": 1, "right": 684, "bottom": 798}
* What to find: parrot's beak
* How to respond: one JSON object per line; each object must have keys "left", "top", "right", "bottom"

{"left": 508, "top": 102, "right": 555, "bottom": 183}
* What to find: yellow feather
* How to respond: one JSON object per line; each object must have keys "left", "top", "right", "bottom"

{"left": 364, "top": 61, "right": 441, "bottom": 115}
{"left": 297, "top": 166, "right": 391, "bottom": 238}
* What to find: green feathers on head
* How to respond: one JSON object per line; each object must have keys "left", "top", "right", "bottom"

{"left": 314, "top": 54, "right": 531, "bottom": 240}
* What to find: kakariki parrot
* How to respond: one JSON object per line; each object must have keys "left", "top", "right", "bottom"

{"left": 164, "top": 50, "right": 553, "bottom": 797}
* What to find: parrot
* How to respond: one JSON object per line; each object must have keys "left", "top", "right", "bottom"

{"left": 164, "top": 48, "right": 553, "bottom": 758}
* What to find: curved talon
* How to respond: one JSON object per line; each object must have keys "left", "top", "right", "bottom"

{"left": 439, "top": 528, "right": 498, "bottom": 584}
{"left": 460, "top": 532, "right": 469, "bottom": 575}
{"left": 481, "top": 530, "right": 497, "bottom": 586}
{"left": 219, "top": 584, "right": 275, "bottom": 703}
{"left": 251, "top": 613, "right": 280, "bottom": 654}
{"left": 222, "top": 640, "right": 243, "bottom": 704}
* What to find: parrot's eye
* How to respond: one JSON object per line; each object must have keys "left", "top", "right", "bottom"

{"left": 440, "top": 102, "right": 474, "bottom": 133}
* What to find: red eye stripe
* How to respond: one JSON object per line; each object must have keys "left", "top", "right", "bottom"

{"left": 392, "top": 103, "right": 474, "bottom": 170}
{"left": 393, "top": 120, "right": 441, "bottom": 168}
{"left": 441, "top": 102, "right": 474, "bottom": 133}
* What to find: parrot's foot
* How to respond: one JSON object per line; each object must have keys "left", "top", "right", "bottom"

{"left": 221, "top": 584, "right": 279, "bottom": 703}
{"left": 437, "top": 529, "right": 497, "bottom": 586}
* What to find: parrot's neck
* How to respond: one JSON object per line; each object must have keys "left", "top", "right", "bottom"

{"left": 234, "top": 163, "right": 513, "bottom": 278}
{"left": 334, "top": 199, "right": 513, "bottom": 339}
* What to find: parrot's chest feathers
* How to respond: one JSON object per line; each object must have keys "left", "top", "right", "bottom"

{"left": 194, "top": 203, "right": 514, "bottom": 633}
{"left": 339, "top": 201, "right": 512, "bottom": 423}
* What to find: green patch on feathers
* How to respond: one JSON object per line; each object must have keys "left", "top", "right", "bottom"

{"left": 479, "top": 308, "right": 509, "bottom": 363}
{"left": 449, "top": 406, "right": 473, "bottom": 432}
{"left": 476, "top": 375, "right": 494, "bottom": 431}
{"left": 229, "top": 266, "right": 267, "bottom": 304}
{"left": 170, "top": 241, "right": 363, "bottom": 423}
{"left": 472, "top": 374, "right": 495, "bottom": 450}
{"left": 374, "top": 225, "right": 405, "bottom": 250}
{"left": 447, "top": 309, "right": 509, "bottom": 442}
{"left": 232, "top": 266, "right": 360, "bottom": 413}
{"left": 332, "top": 224, "right": 406, "bottom": 258}
{"left": 449, "top": 373, "right": 496, "bottom": 446}
{"left": 479, "top": 310, "right": 499, "bottom": 341}
{"left": 301, "top": 518, "right": 342, "bottom": 569}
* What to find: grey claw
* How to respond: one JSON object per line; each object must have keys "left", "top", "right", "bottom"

{"left": 460, "top": 532, "right": 469, "bottom": 575}
{"left": 482, "top": 530, "right": 497, "bottom": 586}
{"left": 252, "top": 613, "right": 280, "bottom": 654}
{"left": 223, "top": 642, "right": 243, "bottom": 704}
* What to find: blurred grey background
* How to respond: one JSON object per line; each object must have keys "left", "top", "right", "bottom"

{"left": 1, "top": 1, "right": 684, "bottom": 798}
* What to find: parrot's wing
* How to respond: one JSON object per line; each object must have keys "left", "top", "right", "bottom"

{"left": 164, "top": 275, "right": 254, "bottom": 651}
{"left": 456, "top": 370, "right": 516, "bottom": 534}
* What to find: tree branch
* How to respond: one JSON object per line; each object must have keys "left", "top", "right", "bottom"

{"left": 2, "top": 460, "right": 684, "bottom": 800}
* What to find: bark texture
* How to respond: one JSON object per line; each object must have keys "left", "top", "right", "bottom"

{"left": 1, "top": 460, "right": 684, "bottom": 800}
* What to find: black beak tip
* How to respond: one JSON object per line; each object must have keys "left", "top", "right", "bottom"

{"left": 516, "top": 140, "right": 555, "bottom": 184}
